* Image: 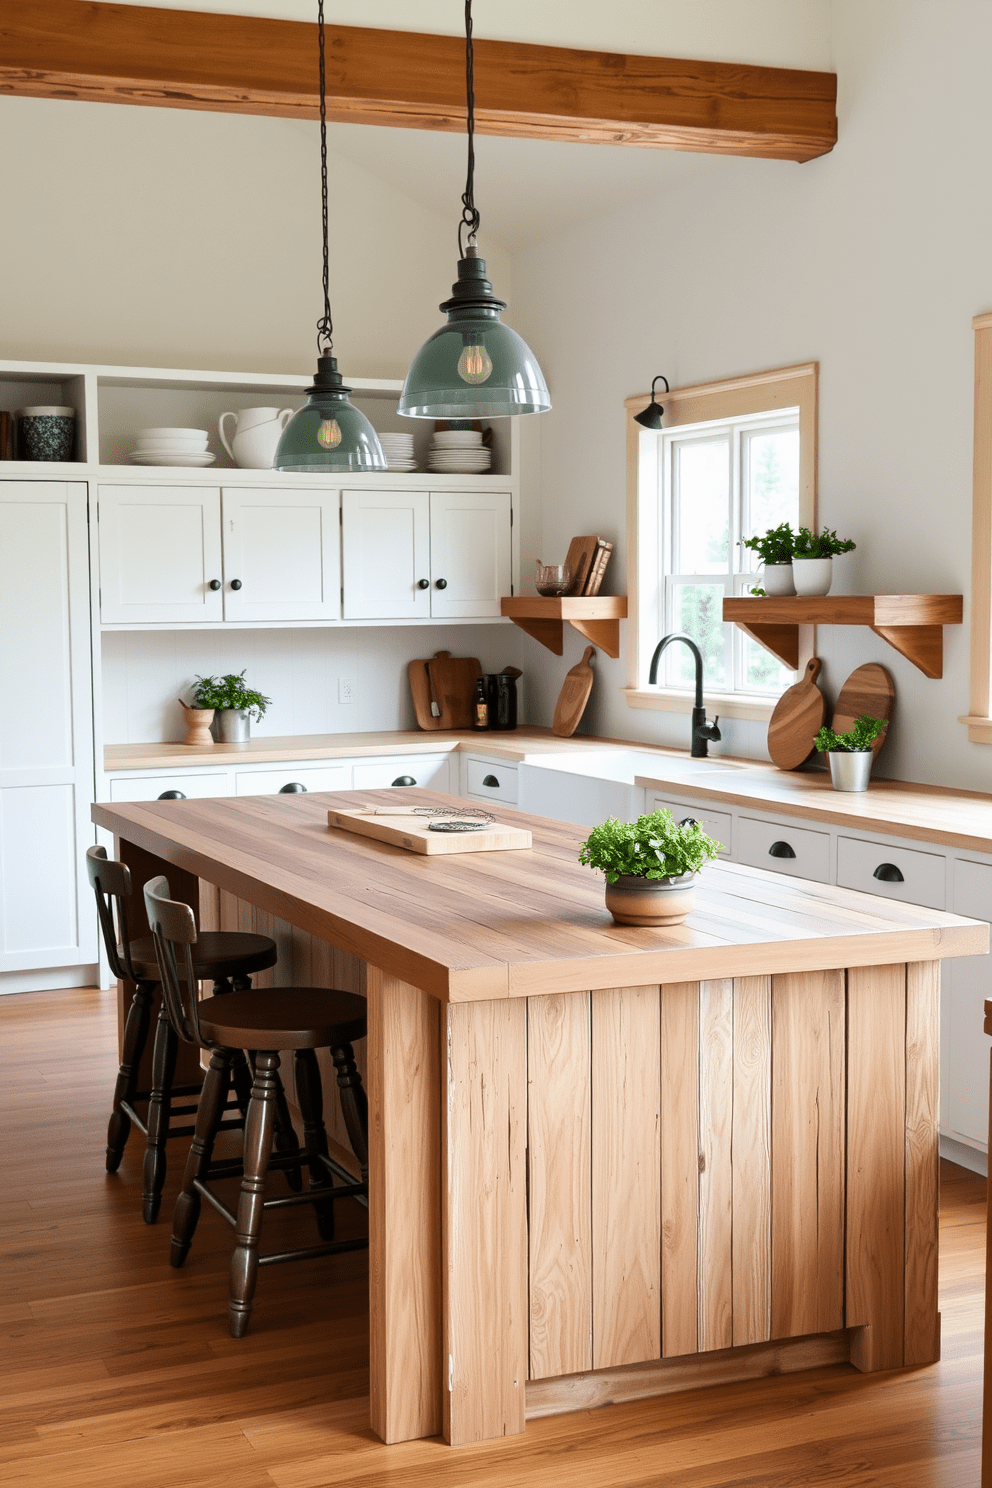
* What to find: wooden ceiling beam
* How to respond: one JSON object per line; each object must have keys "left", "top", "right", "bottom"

{"left": 0, "top": 0, "right": 837, "bottom": 162}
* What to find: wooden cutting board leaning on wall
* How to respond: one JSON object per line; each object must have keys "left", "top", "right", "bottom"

{"left": 832, "top": 663, "right": 894, "bottom": 757}
{"left": 767, "top": 657, "right": 825, "bottom": 769}
{"left": 408, "top": 650, "right": 481, "bottom": 730}
{"left": 553, "top": 646, "right": 596, "bottom": 737}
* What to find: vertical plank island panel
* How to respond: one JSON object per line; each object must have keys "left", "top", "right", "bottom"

{"left": 661, "top": 981, "right": 699, "bottom": 1359}
{"left": 366, "top": 966, "right": 442, "bottom": 1445}
{"left": 771, "top": 970, "right": 845, "bottom": 1339}
{"left": 697, "top": 978, "right": 734, "bottom": 1352}
{"left": 904, "top": 960, "right": 940, "bottom": 1367}
{"left": 527, "top": 992, "right": 592, "bottom": 1381}
{"left": 442, "top": 998, "right": 528, "bottom": 1445}
{"left": 848, "top": 962, "right": 907, "bottom": 1373}
{"left": 592, "top": 985, "right": 661, "bottom": 1369}
{"left": 732, "top": 975, "right": 772, "bottom": 1348}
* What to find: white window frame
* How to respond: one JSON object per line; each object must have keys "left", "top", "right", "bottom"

{"left": 624, "top": 363, "right": 818, "bottom": 722}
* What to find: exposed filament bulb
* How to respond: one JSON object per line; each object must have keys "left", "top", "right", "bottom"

{"left": 317, "top": 418, "right": 342, "bottom": 448}
{"left": 457, "top": 342, "right": 493, "bottom": 385}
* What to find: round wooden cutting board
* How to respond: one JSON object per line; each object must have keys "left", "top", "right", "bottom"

{"left": 832, "top": 663, "right": 894, "bottom": 757}
{"left": 767, "top": 657, "right": 825, "bottom": 770}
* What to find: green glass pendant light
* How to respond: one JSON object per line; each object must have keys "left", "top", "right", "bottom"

{"left": 398, "top": 0, "right": 550, "bottom": 420}
{"left": 275, "top": 0, "right": 385, "bottom": 472}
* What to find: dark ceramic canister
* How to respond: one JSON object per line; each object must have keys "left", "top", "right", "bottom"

{"left": 486, "top": 673, "right": 518, "bottom": 731}
{"left": 17, "top": 405, "right": 76, "bottom": 461}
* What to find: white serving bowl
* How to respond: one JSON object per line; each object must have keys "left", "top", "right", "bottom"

{"left": 139, "top": 427, "right": 210, "bottom": 440}
{"left": 432, "top": 431, "right": 482, "bottom": 445}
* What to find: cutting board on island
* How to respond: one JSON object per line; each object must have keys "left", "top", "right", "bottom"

{"left": 327, "top": 807, "right": 531, "bottom": 855}
{"left": 408, "top": 650, "right": 481, "bottom": 730}
{"left": 553, "top": 646, "right": 596, "bottom": 737}
{"left": 832, "top": 662, "right": 894, "bottom": 757}
{"left": 767, "top": 657, "right": 825, "bottom": 769}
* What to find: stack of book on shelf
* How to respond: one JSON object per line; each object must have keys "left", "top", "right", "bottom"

{"left": 563, "top": 534, "right": 614, "bottom": 596}
{"left": 0, "top": 412, "right": 14, "bottom": 459}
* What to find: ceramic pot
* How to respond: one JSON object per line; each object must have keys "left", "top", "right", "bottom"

{"left": 604, "top": 872, "right": 696, "bottom": 926}
{"left": 218, "top": 407, "right": 294, "bottom": 469}
{"left": 761, "top": 562, "right": 795, "bottom": 597}
{"left": 827, "top": 750, "right": 873, "bottom": 792}
{"left": 17, "top": 405, "right": 75, "bottom": 461}
{"left": 215, "top": 708, "right": 251, "bottom": 743}
{"left": 792, "top": 557, "right": 833, "bottom": 596}
{"left": 178, "top": 702, "right": 214, "bottom": 747}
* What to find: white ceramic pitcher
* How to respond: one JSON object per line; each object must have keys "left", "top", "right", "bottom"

{"left": 218, "top": 407, "right": 294, "bottom": 469}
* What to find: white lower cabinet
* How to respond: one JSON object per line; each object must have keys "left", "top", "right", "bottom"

{"left": 352, "top": 756, "right": 450, "bottom": 792}
{"left": 836, "top": 835, "right": 945, "bottom": 909}
{"left": 736, "top": 814, "right": 831, "bottom": 882}
{"left": 109, "top": 771, "right": 231, "bottom": 802}
{"left": 650, "top": 795, "right": 732, "bottom": 857}
{"left": 945, "top": 859, "right": 992, "bottom": 1150}
{"left": 464, "top": 756, "right": 519, "bottom": 805}
{"left": 235, "top": 765, "right": 350, "bottom": 796}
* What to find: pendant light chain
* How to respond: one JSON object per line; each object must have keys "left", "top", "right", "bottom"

{"left": 458, "top": 0, "right": 481, "bottom": 258}
{"left": 316, "top": 0, "right": 333, "bottom": 355}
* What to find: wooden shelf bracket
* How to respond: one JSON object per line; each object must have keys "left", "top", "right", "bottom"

{"left": 722, "top": 595, "right": 963, "bottom": 679}
{"left": 500, "top": 597, "right": 627, "bottom": 659}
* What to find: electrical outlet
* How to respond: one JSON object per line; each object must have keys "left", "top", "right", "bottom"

{"left": 338, "top": 676, "right": 357, "bottom": 704}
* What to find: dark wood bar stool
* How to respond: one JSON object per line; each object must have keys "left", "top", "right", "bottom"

{"left": 87, "top": 844, "right": 284, "bottom": 1222}
{"left": 143, "top": 875, "right": 369, "bottom": 1338}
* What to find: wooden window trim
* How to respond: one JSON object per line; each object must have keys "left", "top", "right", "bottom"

{"left": 624, "top": 362, "right": 818, "bottom": 716}
{"left": 961, "top": 314, "right": 992, "bottom": 743}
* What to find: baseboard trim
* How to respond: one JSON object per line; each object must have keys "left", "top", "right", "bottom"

{"left": 0, "top": 965, "right": 99, "bottom": 996}
{"left": 526, "top": 1329, "right": 852, "bottom": 1420}
{"left": 940, "top": 1132, "right": 987, "bottom": 1176}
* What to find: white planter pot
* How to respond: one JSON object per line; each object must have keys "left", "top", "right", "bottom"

{"left": 793, "top": 557, "right": 833, "bottom": 596}
{"left": 761, "top": 562, "right": 795, "bottom": 597}
{"left": 827, "top": 750, "right": 873, "bottom": 792}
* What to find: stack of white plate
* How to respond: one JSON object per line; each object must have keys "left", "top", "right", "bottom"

{"left": 427, "top": 429, "right": 491, "bottom": 473}
{"left": 130, "top": 427, "right": 215, "bottom": 467}
{"left": 378, "top": 432, "right": 417, "bottom": 471}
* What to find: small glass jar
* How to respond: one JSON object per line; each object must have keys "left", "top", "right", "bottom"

{"left": 535, "top": 561, "right": 571, "bottom": 596}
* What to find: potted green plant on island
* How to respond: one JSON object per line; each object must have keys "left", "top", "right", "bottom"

{"left": 190, "top": 670, "right": 272, "bottom": 744}
{"left": 792, "top": 526, "right": 856, "bottom": 597}
{"left": 579, "top": 808, "right": 721, "bottom": 926}
{"left": 740, "top": 522, "right": 796, "bottom": 597}
{"left": 814, "top": 713, "right": 887, "bottom": 792}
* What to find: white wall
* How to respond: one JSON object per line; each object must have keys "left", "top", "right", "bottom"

{"left": 511, "top": 0, "right": 992, "bottom": 789}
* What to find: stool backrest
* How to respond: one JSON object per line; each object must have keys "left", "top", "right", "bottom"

{"left": 143, "top": 875, "right": 206, "bottom": 1048}
{"left": 86, "top": 845, "right": 141, "bottom": 983}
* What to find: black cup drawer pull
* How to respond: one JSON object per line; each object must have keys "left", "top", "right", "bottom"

{"left": 157, "top": 789, "right": 186, "bottom": 800}
{"left": 768, "top": 840, "right": 796, "bottom": 859}
{"left": 873, "top": 862, "right": 905, "bottom": 883}
{"left": 279, "top": 782, "right": 307, "bottom": 793}
{"left": 483, "top": 774, "right": 500, "bottom": 788}
{"left": 679, "top": 816, "right": 699, "bottom": 827}
{"left": 392, "top": 775, "right": 416, "bottom": 787}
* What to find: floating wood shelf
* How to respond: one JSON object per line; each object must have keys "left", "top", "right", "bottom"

{"left": 722, "top": 594, "right": 963, "bottom": 678}
{"left": 500, "top": 596, "right": 628, "bottom": 658}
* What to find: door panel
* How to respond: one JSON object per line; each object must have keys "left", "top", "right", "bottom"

{"left": 429, "top": 491, "right": 511, "bottom": 618}
{"left": 342, "top": 490, "right": 430, "bottom": 619}
{"left": 222, "top": 488, "right": 341, "bottom": 621}
{"left": 98, "top": 485, "right": 223, "bottom": 623}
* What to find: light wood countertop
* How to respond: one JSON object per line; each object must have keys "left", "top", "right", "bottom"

{"left": 91, "top": 789, "right": 985, "bottom": 1002}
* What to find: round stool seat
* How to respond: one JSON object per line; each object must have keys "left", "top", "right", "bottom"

{"left": 197, "top": 987, "right": 367, "bottom": 1051}
{"left": 123, "top": 931, "right": 278, "bottom": 983}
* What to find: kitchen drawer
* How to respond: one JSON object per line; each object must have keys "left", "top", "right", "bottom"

{"left": 953, "top": 858, "right": 992, "bottom": 920}
{"left": 737, "top": 815, "right": 830, "bottom": 882}
{"left": 465, "top": 757, "right": 519, "bottom": 805}
{"left": 109, "top": 771, "right": 230, "bottom": 802}
{"left": 351, "top": 755, "right": 451, "bottom": 792}
{"left": 235, "top": 764, "right": 351, "bottom": 796}
{"left": 836, "top": 835, "right": 945, "bottom": 909}
{"left": 651, "top": 796, "right": 731, "bottom": 857}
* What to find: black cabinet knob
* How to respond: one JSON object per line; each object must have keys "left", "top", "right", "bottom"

{"left": 768, "top": 840, "right": 796, "bottom": 859}
{"left": 417, "top": 579, "right": 430, "bottom": 590}
{"left": 679, "top": 816, "right": 700, "bottom": 827}
{"left": 483, "top": 774, "right": 500, "bottom": 788}
{"left": 435, "top": 578, "right": 447, "bottom": 590}
{"left": 157, "top": 789, "right": 186, "bottom": 801}
{"left": 873, "top": 862, "right": 905, "bottom": 883}
{"left": 391, "top": 775, "right": 416, "bottom": 787}
{"left": 208, "top": 579, "right": 221, "bottom": 591}
{"left": 230, "top": 579, "right": 242, "bottom": 591}
{"left": 279, "top": 782, "right": 307, "bottom": 793}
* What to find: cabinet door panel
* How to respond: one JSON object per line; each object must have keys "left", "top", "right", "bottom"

{"left": 98, "top": 485, "right": 223, "bottom": 624}
{"left": 222, "top": 488, "right": 340, "bottom": 621}
{"left": 342, "top": 490, "right": 430, "bottom": 619}
{"left": 429, "top": 491, "right": 511, "bottom": 618}
{"left": 945, "top": 859, "right": 992, "bottom": 1147}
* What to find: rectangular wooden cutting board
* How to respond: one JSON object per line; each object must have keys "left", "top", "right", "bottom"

{"left": 327, "top": 808, "right": 532, "bottom": 855}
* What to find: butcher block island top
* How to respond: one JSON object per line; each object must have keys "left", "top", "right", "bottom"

{"left": 91, "top": 789, "right": 984, "bottom": 1002}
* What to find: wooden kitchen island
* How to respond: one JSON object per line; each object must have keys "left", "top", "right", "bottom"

{"left": 92, "top": 789, "right": 988, "bottom": 1448}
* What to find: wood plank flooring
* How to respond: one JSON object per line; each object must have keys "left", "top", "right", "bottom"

{"left": 2, "top": 985, "right": 988, "bottom": 1486}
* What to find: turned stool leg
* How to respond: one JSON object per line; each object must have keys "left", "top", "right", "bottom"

{"left": 106, "top": 978, "right": 154, "bottom": 1172}
{"left": 295, "top": 1050, "right": 335, "bottom": 1241}
{"left": 272, "top": 1073, "right": 304, "bottom": 1192}
{"left": 142, "top": 1005, "right": 179, "bottom": 1223}
{"left": 171, "top": 1050, "right": 231, "bottom": 1267}
{"left": 229, "top": 1050, "right": 279, "bottom": 1338}
{"left": 331, "top": 1040, "right": 369, "bottom": 1183}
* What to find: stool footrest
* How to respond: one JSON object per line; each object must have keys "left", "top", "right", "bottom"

{"left": 265, "top": 1181, "right": 366, "bottom": 1210}
{"left": 258, "top": 1237, "right": 368, "bottom": 1268}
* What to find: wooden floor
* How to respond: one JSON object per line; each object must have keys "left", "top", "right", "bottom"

{"left": 1, "top": 985, "right": 988, "bottom": 1487}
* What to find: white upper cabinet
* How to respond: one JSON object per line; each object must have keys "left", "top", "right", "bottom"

{"left": 342, "top": 490, "right": 431, "bottom": 620}
{"left": 221, "top": 487, "right": 341, "bottom": 622}
{"left": 98, "top": 484, "right": 224, "bottom": 624}
{"left": 429, "top": 491, "right": 511, "bottom": 619}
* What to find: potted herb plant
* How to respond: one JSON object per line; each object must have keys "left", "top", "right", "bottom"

{"left": 792, "top": 526, "right": 856, "bottom": 597}
{"left": 579, "top": 807, "right": 721, "bottom": 925}
{"left": 740, "top": 522, "right": 796, "bottom": 596}
{"left": 191, "top": 670, "right": 272, "bottom": 743}
{"left": 814, "top": 714, "right": 888, "bottom": 792}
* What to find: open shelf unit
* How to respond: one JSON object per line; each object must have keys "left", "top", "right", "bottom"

{"left": 501, "top": 595, "right": 627, "bottom": 658}
{"left": 722, "top": 594, "right": 963, "bottom": 678}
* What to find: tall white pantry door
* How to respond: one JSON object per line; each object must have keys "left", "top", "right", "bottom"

{"left": 0, "top": 483, "right": 96, "bottom": 976}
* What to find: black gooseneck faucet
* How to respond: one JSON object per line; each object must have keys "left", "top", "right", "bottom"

{"left": 647, "top": 633, "right": 722, "bottom": 758}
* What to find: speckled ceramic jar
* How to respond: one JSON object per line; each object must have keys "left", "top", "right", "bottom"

{"left": 604, "top": 872, "right": 696, "bottom": 926}
{"left": 17, "top": 406, "right": 75, "bottom": 461}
